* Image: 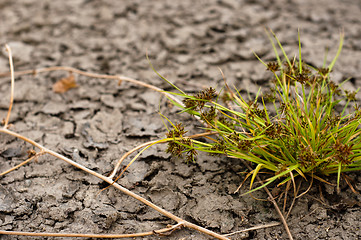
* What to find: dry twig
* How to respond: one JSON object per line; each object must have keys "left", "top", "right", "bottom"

{"left": 0, "top": 150, "right": 44, "bottom": 176}
{"left": 223, "top": 222, "right": 280, "bottom": 237}
{"left": 0, "top": 66, "right": 184, "bottom": 107}
{"left": 3, "top": 45, "right": 15, "bottom": 128}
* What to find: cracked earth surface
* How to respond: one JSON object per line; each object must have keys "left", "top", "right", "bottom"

{"left": 1, "top": 0, "right": 361, "bottom": 239}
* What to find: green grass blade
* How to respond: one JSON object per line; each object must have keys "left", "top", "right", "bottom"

{"left": 249, "top": 164, "right": 264, "bottom": 190}
{"left": 298, "top": 29, "right": 302, "bottom": 73}
{"left": 241, "top": 164, "right": 300, "bottom": 196}
{"left": 336, "top": 162, "right": 342, "bottom": 193}
{"left": 265, "top": 29, "right": 283, "bottom": 69}
{"left": 328, "top": 31, "right": 344, "bottom": 71}
{"left": 146, "top": 53, "right": 185, "bottom": 94}
{"left": 269, "top": 29, "right": 292, "bottom": 69}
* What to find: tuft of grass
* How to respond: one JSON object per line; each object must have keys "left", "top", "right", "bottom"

{"left": 161, "top": 30, "right": 361, "bottom": 194}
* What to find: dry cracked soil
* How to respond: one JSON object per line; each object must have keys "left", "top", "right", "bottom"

{"left": 0, "top": 0, "right": 361, "bottom": 239}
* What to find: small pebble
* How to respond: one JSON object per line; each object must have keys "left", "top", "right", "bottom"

{"left": 24, "top": 179, "right": 32, "bottom": 187}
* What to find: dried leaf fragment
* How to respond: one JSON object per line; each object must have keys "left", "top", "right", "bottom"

{"left": 52, "top": 73, "right": 78, "bottom": 93}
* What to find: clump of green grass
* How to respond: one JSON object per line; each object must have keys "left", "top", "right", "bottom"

{"left": 161, "top": 31, "right": 361, "bottom": 194}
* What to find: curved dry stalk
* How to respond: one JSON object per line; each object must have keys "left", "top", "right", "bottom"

{"left": 234, "top": 171, "right": 254, "bottom": 194}
{"left": 296, "top": 174, "right": 314, "bottom": 199}
{"left": 3, "top": 45, "right": 15, "bottom": 128}
{"left": 342, "top": 174, "right": 359, "bottom": 195}
{"left": 281, "top": 173, "right": 297, "bottom": 215}
{"left": 282, "top": 181, "right": 291, "bottom": 214}
{"left": 223, "top": 222, "right": 280, "bottom": 237}
{"left": 109, "top": 139, "right": 161, "bottom": 179}
{"left": 0, "top": 150, "right": 45, "bottom": 176}
{"left": 0, "top": 127, "right": 229, "bottom": 240}
{"left": 285, "top": 180, "right": 302, "bottom": 220}
{"left": 0, "top": 223, "right": 182, "bottom": 238}
{"left": 0, "top": 66, "right": 184, "bottom": 107}
{"left": 0, "top": 66, "right": 208, "bottom": 126}
{"left": 109, "top": 131, "right": 217, "bottom": 179}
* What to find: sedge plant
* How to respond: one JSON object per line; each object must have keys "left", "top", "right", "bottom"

{"left": 161, "top": 31, "right": 361, "bottom": 194}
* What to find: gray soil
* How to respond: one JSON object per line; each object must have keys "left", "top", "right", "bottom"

{"left": 1, "top": 0, "right": 361, "bottom": 239}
